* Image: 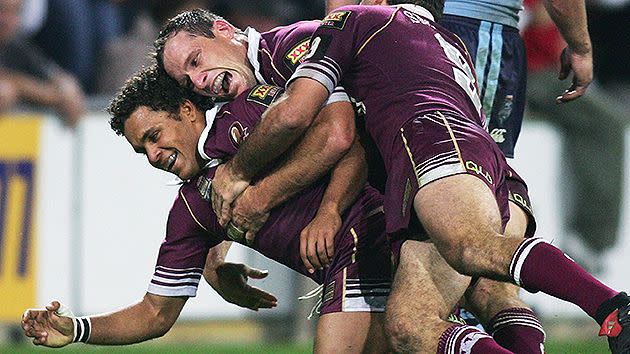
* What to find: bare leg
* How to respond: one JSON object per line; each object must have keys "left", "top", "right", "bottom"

{"left": 315, "top": 312, "right": 387, "bottom": 354}
{"left": 385, "top": 240, "right": 471, "bottom": 353}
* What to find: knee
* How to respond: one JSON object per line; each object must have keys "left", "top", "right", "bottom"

{"left": 384, "top": 309, "right": 430, "bottom": 353}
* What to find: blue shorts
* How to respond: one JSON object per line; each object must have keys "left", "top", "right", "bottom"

{"left": 439, "top": 15, "right": 527, "bottom": 158}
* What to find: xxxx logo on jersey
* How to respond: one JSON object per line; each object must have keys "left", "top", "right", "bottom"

{"left": 284, "top": 38, "right": 310, "bottom": 70}
{"left": 246, "top": 84, "right": 283, "bottom": 107}
{"left": 321, "top": 10, "right": 351, "bottom": 30}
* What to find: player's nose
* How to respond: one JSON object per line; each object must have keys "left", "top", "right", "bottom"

{"left": 146, "top": 146, "right": 160, "bottom": 166}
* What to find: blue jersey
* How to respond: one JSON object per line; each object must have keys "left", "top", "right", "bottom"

{"left": 444, "top": 0, "right": 522, "bottom": 28}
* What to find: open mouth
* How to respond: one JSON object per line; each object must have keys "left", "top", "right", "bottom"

{"left": 166, "top": 152, "right": 177, "bottom": 172}
{"left": 211, "top": 71, "right": 232, "bottom": 96}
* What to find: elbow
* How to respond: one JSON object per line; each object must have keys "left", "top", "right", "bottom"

{"left": 151, "top": 314, "right": 175, "bottom": 338}
{"left": 271, "top": 97, "right": 317, "bottom": 133}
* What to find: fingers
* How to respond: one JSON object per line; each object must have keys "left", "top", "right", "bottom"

{"left": 555, "top": 81, "right": 588, "bottom": 104}
{"left": 245, "top": 267, "right": 269, "bottom": 280}
{"left": 248, "top": 287, "right": 278, "bottom": 308}
{"left": 245, "top": 230, "right": 256, "bottom": 246}
{"left": 300, "top": 229, "right": 316, "bottom": 274}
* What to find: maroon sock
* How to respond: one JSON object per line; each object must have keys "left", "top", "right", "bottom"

{"left": 437, "top": 324, "right": 512, "bottom": 354}
{"left": 510, "top": 238, "right": 618, "bottom": 319}
{"left": 488, "top": 307, "right": 545, "bottom": 354}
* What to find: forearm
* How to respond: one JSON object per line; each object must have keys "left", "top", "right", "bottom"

{"left": 319, "top": 136, "right": 367, "bottom": 215}
{"left": 544, "top": 0, "right": 591, "bottom": 54}
{"left": 247, "top": 101, "right": 356, "bottom": 211}
{"left": 230, "top": 79, "right": 327, "bottom": 181}
{"left": 203, "top": 241, "right": 232, "bottom": 286}
{"left": 87, "top": 293, "right": 185, "bottom": 345}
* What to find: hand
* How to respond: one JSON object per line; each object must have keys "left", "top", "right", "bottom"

{"left": 207, "top": 263, "right": 278, "bottom": 311}
{"left": 300, "top": 207, "right": 341, "bottom": 273}
{"left": 53, "top": 73, "right": 85, "bottom": 128}
{"left": 555, "top": 46, "right": 593, "bottom": 104}
{"left": 231, "top": 186, "right": 270, "bottom": 245}
{"left": 21, "top": 301, "right": 74, "bottom": 347}
{"left": 211, "top": 163, "right": 251, "bottom": 226}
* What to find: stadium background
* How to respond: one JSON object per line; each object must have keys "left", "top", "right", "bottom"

{"left": 1, "top": 0, "right": 630, "bottom": 352}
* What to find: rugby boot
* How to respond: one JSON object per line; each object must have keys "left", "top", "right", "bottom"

{"left": 599, "top": 297, "right": 630, "bottom": 354}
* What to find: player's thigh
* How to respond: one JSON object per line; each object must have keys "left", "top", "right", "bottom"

{"left": 505, "top": 201, "right": 528, "bottom": 239}
{"left": 413, "top": 174, "right": 505, "bottom": 257}
{"left": 315, "top": 312, "right": 387, "bottom": 354}
{"left": 388, "top": 240, "right": 471, "bottom": 325}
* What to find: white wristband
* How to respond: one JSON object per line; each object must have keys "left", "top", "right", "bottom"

{"left": 72, "top": 317, "right": 91, "bottom": 343}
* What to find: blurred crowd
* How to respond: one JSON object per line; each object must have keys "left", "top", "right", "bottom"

{"left": 0, "top": 0, "right": 325, "bottom": 127}
{"left": 0, "top": 0, "right": 629, "bottom": 267}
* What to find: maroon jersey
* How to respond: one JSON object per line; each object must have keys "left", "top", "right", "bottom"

{"left": 149, "top": 85, "right": 390, "bottom": 302}
{"left": 289, "top": 5, "right": 485, "bottom": 168}
{"left": 246, "top": 22, "right": 349, "bottom": 102}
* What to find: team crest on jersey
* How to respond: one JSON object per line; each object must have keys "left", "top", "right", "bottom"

{"left": 246, "top": 84, "right": 283, "bottom": 107}
{"left": 321, "top": 10, "right": 351, "bottom": 30}
{"left": 229, "top": 121, "right": 249, "bottom": 148}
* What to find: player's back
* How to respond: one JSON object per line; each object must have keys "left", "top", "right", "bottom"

{"left": 292, "top": 5, "right": 484, "bottom": 156}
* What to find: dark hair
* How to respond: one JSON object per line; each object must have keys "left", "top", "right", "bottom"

{"left": 390, "top": 0, "right": 444, "bottom": 20}
{"left": 153, "top": 8, "right": 223, "bottom": 70}
{"left": 108, "top": 65, "right": 213, "bottom": 136}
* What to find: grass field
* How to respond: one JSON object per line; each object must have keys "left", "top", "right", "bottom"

{"left": 1, "top": 338, "right": 610, "bottom": 353}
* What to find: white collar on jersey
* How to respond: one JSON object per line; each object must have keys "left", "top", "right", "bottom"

{"left": 197, "top": 102, "right": 227, "bottom": 169}
{"left": 397, "top": 4, "right": 435, "bottom": 22}
{"left": 244, "top": 27, "right": 267, "bottom": 85}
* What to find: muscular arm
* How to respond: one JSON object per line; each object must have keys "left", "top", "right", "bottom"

{"left": 88, "top": 293, "right": 186, "bottom": 344}
{"left": 243, "top": 101, "right": 356, "bottom": 212}
{"left": 211, "top": 79, "right": 331, "bottom": 221}
{"left": 22, "top": 294, "right": 186, "bottom": 347}
{"left": 231, "top": 79, "right": 330, "bottom": 181}
{"left": 543, "top": 0, "right": 593, "bottom": 102}
{"left": 300, "top": 136, "right": 368, "bottom": 272}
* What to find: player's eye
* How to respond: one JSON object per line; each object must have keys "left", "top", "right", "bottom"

{"left": 150, "top": 131, "right": 159, "bottom": 143}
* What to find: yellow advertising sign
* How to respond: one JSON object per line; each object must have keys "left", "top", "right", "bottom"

{"left": 0, "top": 115, "right": 41, "bottom": 321}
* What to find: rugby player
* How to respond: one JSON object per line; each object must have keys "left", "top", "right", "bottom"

{"left": 175, "top": 4, "right": 629, "bottom": 353}
{"left": 153, "top": 9, "right": 546, "bottom": 353}
{"left": 21, "top": 66, "right": 393, "bottom": 353}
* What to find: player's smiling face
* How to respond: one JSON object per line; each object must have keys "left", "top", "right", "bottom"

{"left": 162, "top": 21, "right": 257, "bottom": 100}
{"left": 124, "top": 104, "right": 205, "bottom": 180}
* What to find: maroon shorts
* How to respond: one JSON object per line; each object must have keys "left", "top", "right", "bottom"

{"left": 384, "top": 110, "right": 511, "bottom": 240}
{"left": 318, "top": 206, "right": 392, "bottom": 315}
{"left": 505, "top": 164, "right": 537, "bottom": 238}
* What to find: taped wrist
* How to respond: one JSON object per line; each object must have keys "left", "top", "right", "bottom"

{"left": 72, "top": 317, "right": 91, "bottom": 343}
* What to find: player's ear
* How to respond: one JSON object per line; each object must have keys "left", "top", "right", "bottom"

{"left": 212, "top": 19, "right": 236, "bottom": 39}
{"left": 180, "top": 100, "right": 195, "bottom": 121}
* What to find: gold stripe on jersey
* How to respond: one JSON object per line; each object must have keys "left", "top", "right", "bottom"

{"left": 180, "top": 189, "right": 209, "bottom": 232}
{"left": 356, "top": 8, "right": 399, "bottom": 57}
{"left": 261, "top": 48, "right": 286, "bottom": 83}
{"left": 350, "top": 227, "right": 358, "bottom": 264}
{"left": 400, "top": 127, "right": 421, "bottom": 186}
{"left": 437, "top": 111, "right": 465, "bottom": 166}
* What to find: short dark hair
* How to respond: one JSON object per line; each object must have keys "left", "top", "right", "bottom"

{"left": 153, "top": 9, "right": 223, "bottom": 71}
{"left": 108, "top": 65, "right": 213, "bottom": 136}
{"left": 390, "top": 0, "right": 444, "bottom": 20}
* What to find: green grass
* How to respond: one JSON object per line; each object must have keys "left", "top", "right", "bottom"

{"left": 1, "top": 339, "right": 610, "bottom": 353}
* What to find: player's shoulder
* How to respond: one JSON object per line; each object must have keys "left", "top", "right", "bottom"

{"left": 242, "top": 84, "right": 285, "bottom": 108}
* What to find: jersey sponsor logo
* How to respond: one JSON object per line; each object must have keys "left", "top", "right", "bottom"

{"left": 509, "top": 192, "right": 532, "bottom": 214}
{"left": 246, "top": 84, "right": 283, "bottom": 107}
{"left": 229, "top": 121, "right": 249, "bottom": 149}
{"left": 284, "top": 38, "right": 311, "bottom": 70}
{"left": 321, "top": 10, "right": 351, "bottom": 30}
{"left": 465, "top": 160, "right": 493, "bottom": 185}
